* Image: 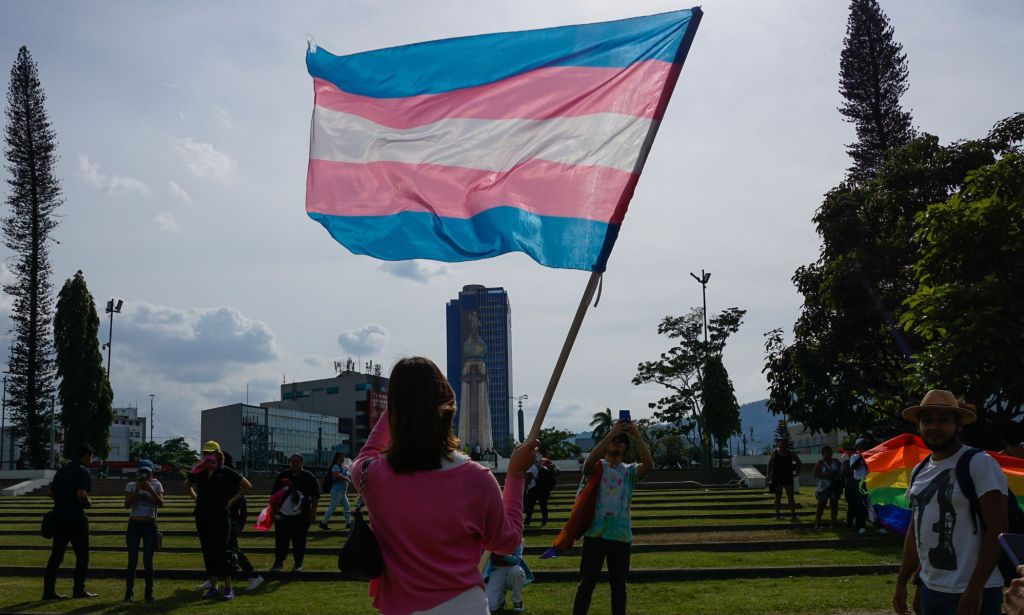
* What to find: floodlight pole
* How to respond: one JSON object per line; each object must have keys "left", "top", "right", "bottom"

{"left": 103, "top": 299, "right": 123, "bottom": 380}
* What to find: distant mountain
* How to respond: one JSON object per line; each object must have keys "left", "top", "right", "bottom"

{"left": 739, "top": 399, "right": 778, "bottom": 454}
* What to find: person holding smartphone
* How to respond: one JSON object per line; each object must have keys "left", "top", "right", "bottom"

{"left": 123, "top": 459, "right": 164, "bottom": 603}
{"left": 572, "top": 419, "right": 654, "bottom": 615}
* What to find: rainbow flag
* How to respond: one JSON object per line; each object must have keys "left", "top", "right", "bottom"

{"left": 305, "top": 9, "right": 702, "bottom": 272}
{"left": 863, "top": 434, "right": 1024, "bottom": 534}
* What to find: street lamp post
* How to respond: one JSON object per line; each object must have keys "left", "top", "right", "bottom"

{"left": 510, "top": 395, "right": 529, "bottom": 443}
{"left": 149, "top": 394, "right": 155, "bottom": 444}
{"left": 689, "top": 269, "right": 711, "bottom": 466}
{"left": 102, "top": 299, "right": 123, "bottom": 379}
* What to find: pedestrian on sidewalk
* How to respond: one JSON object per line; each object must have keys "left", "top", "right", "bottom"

{"left": 571, "top": 420, "right": 654, "bottom": 615}
{"left": 813, "top": 445, "right": 842, "bottom": 530}
{"left": 123, "top": 459, "right": 164, "bottom": 602}
{"left": 767, "top": 440, "right": 801, "bottom": 521}
{"left": 186, "top": 440, "right": 252, "bottom": 601}
{"left": 319, "top": 451, "right": 352, "bottom": 530}
{"left": 42, "top": 443, "right": 97, "bottom": 601}
{"left": 270, "top": 453, "right": 320, "bottom": 573}
{"left": 351, "top": 356, "right": 536, "bottom": 615}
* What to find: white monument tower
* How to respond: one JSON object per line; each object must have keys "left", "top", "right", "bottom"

{"left": 458, "top": 312, "right": 493, "bottom": 450}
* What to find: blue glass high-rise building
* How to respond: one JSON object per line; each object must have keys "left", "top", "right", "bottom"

{"left": 446, "top": 285, "right": 513, "bottom": 453}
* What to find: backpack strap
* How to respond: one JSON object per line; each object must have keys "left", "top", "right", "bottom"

{"left": 909, "top": 454, "right": 932, "bottom": 489}
{"left": 955, "top": 447, "right": 985, "bottom": 534}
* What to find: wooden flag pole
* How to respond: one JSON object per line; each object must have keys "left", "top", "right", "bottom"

{"left": 527, "top": 270, "right": 603, "bottom": 442}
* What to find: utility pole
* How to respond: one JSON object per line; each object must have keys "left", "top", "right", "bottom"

{"left": 102, "top": 299, "right": 123, "bottom": 379}
{"left": 149, "top": 394, "right": 155, "bottom": 443}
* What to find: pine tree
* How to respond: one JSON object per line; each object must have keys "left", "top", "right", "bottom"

{"left": 702, "top": 355, "right": 741, "bottom": 456}
{"left": 773, "top": 420, "right": 794, "bottom": 451}
{"left": 3, "top": 47, "right": 61, "bottom": 468}
{"left": 839, "top": 0, "right": 915, "bottom": 182}
{"left": 54, "top": 271, "right": 113, "bottom": 459}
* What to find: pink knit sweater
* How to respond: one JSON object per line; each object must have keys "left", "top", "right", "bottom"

{"left": 352, "top": 411, "right": 524, "bottom": 615}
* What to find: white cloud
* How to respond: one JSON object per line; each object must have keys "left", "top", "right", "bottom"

{"left": 215, "top": 106, "right": 233, "bottom": 130}
{"left": 152, "top": 212, "right": 180, "bottom": 232}
{"left": 338, "top": 323, "right": 388, "bottom": 356}
{"left": 174, "top": 137, "right": 233, "bottom": 180}
{"left": 377, "top": 260, "right": 450, "bottom": 284}
{"left": 167, "top": 180, "right": 192, "bottom": 203}
{"left": 76, "top": 155, "right": 150, "bottom": 194}
{"left": 116, "top": 302, "right": 278, "bottom": 383}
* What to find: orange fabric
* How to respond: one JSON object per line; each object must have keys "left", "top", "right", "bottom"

{"left": 551, "top": 461, "right": 603, "bottom": 551}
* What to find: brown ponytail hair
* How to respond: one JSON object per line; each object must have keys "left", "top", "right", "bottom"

{"left": 385, "top": 357, "right": 460, "bottom": 474}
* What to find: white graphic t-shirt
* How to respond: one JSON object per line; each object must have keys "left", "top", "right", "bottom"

{"left": 907, "top": 446, "right": 1007, "bottom": 593}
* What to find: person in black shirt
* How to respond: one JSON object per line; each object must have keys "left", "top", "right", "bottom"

{"left": 270, "top": 453, "right": 320, "bottom": 572}
{"left": 43, "top": 444, "right": 96, "bottom": 600}
{"left": 186, "top": 440, "right": 251, "bottom": 601}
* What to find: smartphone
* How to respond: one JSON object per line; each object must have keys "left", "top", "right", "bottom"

{"left": 999, "top": 532, "right": 1024, "bottom": 567}
{"left": 619, "top": 409, "right": 631, "bottom": 422}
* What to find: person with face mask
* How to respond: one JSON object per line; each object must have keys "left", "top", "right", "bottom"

{"left": 269, "top": 453, "right": 320, "bottom": 573}
{"left": 185, "top": 441, "right": 251, "bottom": 601}
{"left": 123, "top": 459, "right": 164, "bottom": 602}
{"left": 571, "top": 420, "right": 654, "bottom": 615}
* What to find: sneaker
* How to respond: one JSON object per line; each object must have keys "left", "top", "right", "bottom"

{"left": 41, "top": 593, "right": 67, "bottom": 600}
{"left": 269, "top": 563, "right": 285, "bottom": 572}
{"left": 203, "top": 588, "right": 221, "bottom": 600}
{"left": 124, "top": 591, "right": 134, "bottom": 603}
{"left": 513, "top": 601, "right": 524, "bottom": 612}
{"left": 247, "top": 575, "right": 265, "bottom": 591}
{"left": 293, "top": 564, "right": 304, "bottom": 573}
{"left": 73, "top": 590, "right": 98, "bottom": 598}
{"left": 857, "top": 528, "right": 867, "bottom": 535}
{"left": 198, "top": 580, "right": 212, "bottom": 590}
{"left": 221, "top": 589, "right": 235, "bottom": 601}
{"left": 318, "top": 523, "right": 329, "bottom": 530}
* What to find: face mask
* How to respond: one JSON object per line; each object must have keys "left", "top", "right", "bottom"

{"left": 203, "top": 454, "right": 218, "bottom": 465}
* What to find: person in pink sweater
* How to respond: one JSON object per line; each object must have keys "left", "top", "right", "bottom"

{"left": 352, "top": 357, "right": 538, "bottom": 615}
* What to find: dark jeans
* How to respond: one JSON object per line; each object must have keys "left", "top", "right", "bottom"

{"left": 920, "top": 584, "right": 1002, "bottom": 615}
{"left": 274, "top": 515, "right": 311, "bottom": 566}
{"left": 125, "top": 519, "right": 158, "bottom": 595}
{"left": 196, "top": 511, "right": 231, "bottom": 578}
{"left": 229, "top": 531, "right": 255, "bottom": 577}
{"left": 524, "top": 488, "right": 550, "bottom": 525}
{"left": 572, "top": 536, "right": 631, "bottom": 615}
{"left": 844, "top": 485, "right": 867, "bottom": 530}
{"left": 44, "top": 518, "right": 89, "bottom": 595}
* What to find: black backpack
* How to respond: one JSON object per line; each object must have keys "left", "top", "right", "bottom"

{"left": 910, "top": 447, "right": 1024, "bottom": 585}
{"left": 322, "top": 468, "right": 335, "bottom": 493}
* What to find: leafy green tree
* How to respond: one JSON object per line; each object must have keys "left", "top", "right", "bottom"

{"left": 702, "top": 355, "right": 741, "bottom": 456}
{"left": 130, "top": 437, "right": 199, "bottom": 469}
{"left": 54, "top": 270, "right": 113, "bottom": 459}
{"left": 653, "top": 434, "right": 686, "bottom": 469}
{"left": 773, "top": 420, "right": 794, "bottom": 451}
{"left": 589, "top": 408, "right": 613, "bottom": 441}
{"left": 633, "top": 307, "right": 745, "bottom": 466}
{"left": 537, "top": 427, "right": 582, "bottom": 460}
{"left": 764, "top": 124, "right": 1006, "bottom": 435}
{"left": 839, "top": 0, "right": 915, "bottom": 182}
{"left": 3, "top": 47, "right": 61, "bottom": 468}
{"left": 901, "top": 146, "right": 1024, "bottom": 441}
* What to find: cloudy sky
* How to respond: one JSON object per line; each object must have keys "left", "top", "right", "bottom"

{"left": 1, "top": 0, "right": 1021, "bottom": 448}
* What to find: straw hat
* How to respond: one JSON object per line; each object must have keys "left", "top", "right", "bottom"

{"left": 902, "top": 390, "right": 976, "bottom": 425}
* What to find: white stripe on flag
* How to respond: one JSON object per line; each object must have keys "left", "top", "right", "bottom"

{"left": 309, "top": 106, "right": 655, "bottom": 174}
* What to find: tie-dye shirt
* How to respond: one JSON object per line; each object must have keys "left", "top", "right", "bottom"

{"left": 584, "top": 460, "right": 639, "bottom": 543}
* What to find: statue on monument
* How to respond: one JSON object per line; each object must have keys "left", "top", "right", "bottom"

{"left": 459, "top": 312, "right": 493, "bottom": 450}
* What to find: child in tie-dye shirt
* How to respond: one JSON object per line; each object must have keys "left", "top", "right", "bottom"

{"left": 572, "top": 420, "right": 653, "bottom": 615}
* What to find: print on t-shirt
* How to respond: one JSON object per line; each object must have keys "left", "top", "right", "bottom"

{"left": 912, "top": 468, "right": 957, "bottom": 571}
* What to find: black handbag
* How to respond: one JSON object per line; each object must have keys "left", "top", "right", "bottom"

{"left": 337, "top": 458, "right": 384, "bottom": 579}
{"left": 40, "top": 510, "right": 56, "bottom": 539}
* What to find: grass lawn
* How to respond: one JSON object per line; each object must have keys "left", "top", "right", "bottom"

{"left": 0, "top": 575, "right": 897, "bottom": 615}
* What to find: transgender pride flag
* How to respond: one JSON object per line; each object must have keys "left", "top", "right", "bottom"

{"left": 305, "top": 9, "right": 702, "bottom": 272}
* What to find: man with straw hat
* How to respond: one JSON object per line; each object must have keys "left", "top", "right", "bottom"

{"left": 893, "top": 390, "right": 1008, "bottom": 615}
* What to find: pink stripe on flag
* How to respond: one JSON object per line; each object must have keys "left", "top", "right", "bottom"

{"left": 306, "top": 158, "right": 638, "bottom": 224}
{"left": 312, "top": 60, "right": 675, "bottom": 129}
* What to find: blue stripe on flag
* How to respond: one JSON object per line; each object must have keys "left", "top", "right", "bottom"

{"left": 308, "top": 208, "right": 619, "bottom": 272}
{"left": 307, "top": 9, "right": 698, "bottom": 98}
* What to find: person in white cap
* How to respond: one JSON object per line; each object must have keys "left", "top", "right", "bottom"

{"left": 892, "top": 390, "right": 1007, "bottom": 615}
